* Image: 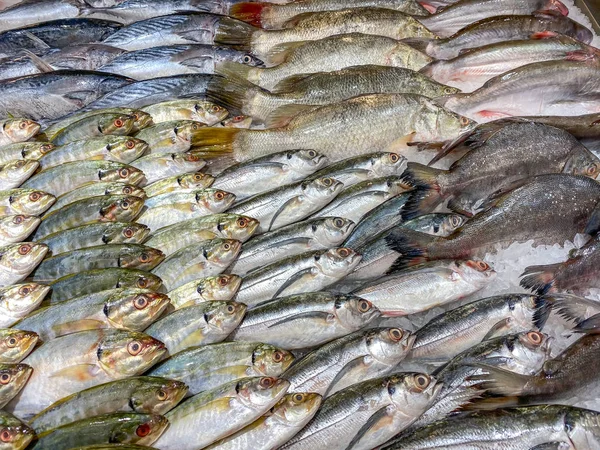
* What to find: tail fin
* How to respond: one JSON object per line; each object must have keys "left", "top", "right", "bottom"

{"left": 206, "top": 75, "right": 260, "bottom": 114}
{"left": 401, "top": 37, "right": 433, "bottom": 54}
{"left": 229, "top": 2, "right": 270, "bottom": 27}
{"left": 519, "top": 263, "right": 562, "bottom": 294}
{"left": 214, "top": 17, "right": 258, "bottom": 50}
{"left": 544, "top": 293, "right": 600, "bottom": 326}
{"left": 533, "top": 295, "right": 553, "bottom": 330}
{"left": 418, "top": 61, "right": 435, "bottom": 78}
{"left": 262, "top": 41, "right": 306, "bottom": 66}
{"left": 190, "top": 127, "right": 240, "bottom": 153}
{"left": 401, "top": 162, "right": 444, "bottom": 190}
{"left": 215, "top": 60, "right": 255, "bottom": 84}
{"left": 399, "top": 163, "right": 445, "bottom": 216}
{"left": 575, "top": 313, "right": 600, "bottom": 333}
{"left": 467, "top": 364, "right": 534, "bottom": 396}
{"left": 465, "top": 396, "right": 521, "bottom": 411}
{"left": 385, "top": 228, "right": 433, "bottom": 271}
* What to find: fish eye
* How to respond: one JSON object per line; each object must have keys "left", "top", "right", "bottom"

{"left": 527, "top": 331, "right": 543, "bottom": 345}
{"left": 460, "top": 116, "right": 470, "bottom": 126}
{"left": 321, "top": 177, "right": 333, "bottom": 187}
{"left": 0, "top": 429, "right": 13, "bottom": 442}
{"left": 192, "top": 123, "right": 200, "bottom": 130}
{"left": 157, "top": 389, "right": 168, "bottom": 401}
{"left": 0, "top": 373, "right": 11, "bottom": 384}
{"left": 7, "top": 337, "right": 17, "bottom": 347}
{"left": 193, "top": 173, "right": 204, "bottom": 181}
{"left": 136, "top": 423, "right": 151, "bottom": 437}
{"left": 226, "top": 304, "right": 236, "bottom": 314}
{"left": 358, "top": 300, "right": 371, "bottom": 312}
{"left": 137, "top": 278, "right": 149, "bottom": 288}
{"left": 234, "top": 116, "right": 244, "bottom": 122}
{"left": 188, "top": 153, "right": 201, "bottom": 162}
{"left": 211, "top": 105, "right": 221, "bottom": 113}
{"left": 40, "top": 144, "right": 53, "bottom": 154}
{"left": 259, "top": 377, "right": 275, "bottom": 388}
{"left": 133, "top": 295, "right": 149, "bottom": 310}
{"left": 236, "top": 218, "right": 248, "bottom": 228}
{"left": 444, "top": 87, "right": 455, "bottom": 95}
{"left": 415, "top": 374, "right": 430, "bottom": 389}
{"left": 19, "top": 121, "right": 27, "bottom": 129}
{"left": 273, "top": 351, "right": 284, "bottom": 363}
{"left": 13, "top": 215, "right": 24, "bottom": 224}
{"left": 121, "top": 200, "right": 130, "bottom": 209}
{"left": 18, "top": 244, "right": 31, "bottom": 255}
{"left": 218, "top": 276, "right": 229, "bottom": 286}
{"left": 476, "top": 261, "right": 489, "bottom": 271}
{"left": 215, "top": 191, "right": 227, "bottom": 200}
{"left": 139, "top": 252, "right": 150, "bottom": 263}
{"left": 127, "top": 341, "right": 142, "bottom": 355}
{"left": 114, "top": 119, "right": 124, "bottom": 128}
{"left": 123, "top": 227, "right": 135, "bottom": 238}
{"left": 389, "top": 153, "right": 400, "bottom": 163}
{"left": 587, "top": 163, "right": 599, "bottom": 176}
{"left": 337, "top": 248, "right": 351, "bottom": 258}
{"left": 389, "top": 328, "right": 404, "bottom": 341}
{"left": 14, "top": 160, "right": 25, "bottom": 168}
{"left": 29, "top": 192, "right": 42, "bottom": 202}
{"left": 119, "top": 168, "right": 130, "bottom": 178}
{"left": 122, "top": 186, "right": 133, "bottom": 195}
{"left": 126, "top": 140, "right": 136, "bottom": 149}
{"left": 18, "top": 285, "right": 31, "bottom": 296}
{"left": 243, "top": 55, "right": 253, "bottom": 63}
{"left": 293, "top": 393, "right": 305, "bottom": 403}
{"left": 333, "top": 218, "right": 345, "bottom": 228}
{"left": 308, "top": 150, "right": 317, "bottom": 158}
{"left": 450, "top": 215, "right": 461, "bottom": 227}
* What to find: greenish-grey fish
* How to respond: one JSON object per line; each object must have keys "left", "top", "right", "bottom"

{"left": 0, "top": 159, "right": 38, "bottom": 190}
{"left": 0, "top": 214, "right": 40, "bottom": 246}
{"left": 0, "top": 283, "right": 50, "bottom": 328}
{"left": 403, "top": 213, "right": 467, "bottom": 236}
{"left": 134, "top": 120, "right": 206, "bottom": 155}
{"left": 0, "top": 328, "right": 38, "bottom": 364}
{"left": 0, "top": 410, "right": 34, "bottom": 450}
{"left": 130, "top": 150, "right": 207, "bottom": 186}
{"left": 142, "top": 99, "right": 228, "bottom": 125}
{"left": 0, "top": 188, "right": 55, "bottom": 217}
{"left": 144, "top": 172, "right": 214, "bottom": 197}
{"left": 0, "top": 363, "right": 32, "bottom": 409}
{"left": 0, "top": 242, "right": 48, "bottom": 286}
{"left": 167, "top": 274, "right": 242, "bottom": 311}
{"left": 47, "top": 182, "right": 146, "bottom": 214}
{"left": 50, "top": 112, "right": 136, "bottom": 146}
{"left": 0, "top": 142, "right": 55, "bottom": 165}
{"left": 0, "top": 118, "right": 39, "bottom": 146}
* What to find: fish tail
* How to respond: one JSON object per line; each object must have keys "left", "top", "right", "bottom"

{"left": 385, "top": 228, "right": 432, "bottom": 271}
{"left": 400, "top": 165, "right": 446, "bottom": 220}
{"left": 215, "top": 60, "right": 257, "bottom": 85}
{"left": 401, "top": 37, "right": 434, "bottom": 54}
{"left": 467, "top": 363, "right": 534, "bottom": 397}
{"left": 464, "top": 396, "right": 521, "bottom": 411}
{"left": 519, "top": 263, "right": 561, "bottom": 294}
{"left": 574, "top": 314, "right": 600, "bottom": 333}
{"left": 229, "top": 2, "right": 270, "bottom": 27}
{"left": 402, "top": 162, "right": 444, "bottom": 190}
{"left": 214, "top": 17, "right": 258, "bottom": 51}
{"left": 206, "top": 75, "right": 261, "bottom": 115}
{"left": 418, "top": 62, "right": 435, "bottom": 78}
{"left": 533, "top": 295, "right": 553, "bottom": 329}
{"left": 191, "top": 127, "right": 240, "bottom": 155}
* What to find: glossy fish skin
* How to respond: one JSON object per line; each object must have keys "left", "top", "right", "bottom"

{"left": 167, "top": 274, "right": 242, "bottom": 310}
{"left": 0, "top": 118, "right": 39, "bottom": 146}
{"left": 235, "top": 247, "right": 361, "bottom": 308}
{"left": 0, "top": 214, "right": 40, "bottom": 246}
{"left": 137, "top": 189, "right": 235, "bottom": 231}
{"left": 230, "top": 292, "right": 381, "bottom": 349}
{"left": 0, "top": 160, "right": 38, "bottom": 190}
{"left": 129, "top": 150, "right": 207, "bottom": 185}
{"left": 283, "top": 327, "right": 414, "bottom": 397}
{"left": 31, "top": 412, "right": 168, "bottom": 449}
{"left": 228, "top": 217, "right": 354, "bottom": 276}
{"left": 403, "top": 213, "right": 466, "bottom": 237}
{"left": 0, "top": 410, "right": 35, "bottom": 450}
{"left": 16, "top": 288, "right": 169, "bottom": 340}
{"left": 34, "top": 195, "right": 145, "bottom": 240}
{"left": 38, "top": 136, "right": 148, "bottom": 171}
{"left": 0, "top": 363, "right": 32, "bottom": 409}
{"left": 155, "top": 376, "right": 289, "bottom": 450}
{"left": 145, "top": 213, "right": 258, "bottom": 256}
{"left": 0, "top": 70, "right": 132, "bottom": 121}
{"left": 0, "top": 283, "right": 49, "bottom": 328}
{"left": 0, "top": 142, "right": 54, "bottom": 165}
{"left": 49, "top": 113, "right": 136, "bottom": 146}
{"left": 281, "top": 373, "right": 441, "bottom": 450}
{"left": 135, "top": 120, "right": 205, "bottom": 155}
{"left": 30, "top": 244, "right": 164, "bottom": 283}
{"left": 30, "top": 376, "right": 187, "bottom": 434}
{"left": 6, "top": 329, "right": 167, "bottom": 419}
{"left": 152, "top": 238, "right": 241, "bottom": 291}
{"left": 145, "top": 301, "right": 246, "bottom": 354}
{"left": 144, "top": 172, "right": 214, "bottom": 197}
{"left": 39, "top": 222, "right": 150, "bottom": 256}
{"left": 227, "top": 177, "right": 344, "bottom": 234}
{"left": 142, "top": 99, "right": 228, "bottom": 125}
{"left": 0, "top": 329, "right": 38, "bottom": 364}
{"left": 206, "top": 392, "right": 322, "bottom": 450}
{"left": 0, "top": 242, "right": 47, "bottom": 286}
{"left": 212, "top": 150, "right": 328, "bottom": 201}
{"left": 0, "top": 189, "right": 55, "bottom": 217}
{"left": 0, "top": 0, "right": 85, "bottom": 32}
{"left": 148, "top": 341, "right": 294, "bottom": 396}
{"left": 48, "top": 182, "right": 146, "bottom": 214}
{"left": 49, "top": 268, "right": 162, "bottom": 303}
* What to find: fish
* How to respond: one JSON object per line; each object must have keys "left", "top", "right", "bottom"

{"left": 22, "top": 161, "right": 145, "bottom": 197}
{"left": 216, "top": 34, "right": 432, "bottom": 90}
{"left": 421, "top": 35, "right": 600, "bottom": 92}
{"left": 0, "top": 242, "right": 47, "bottom": 286}
{"left": 129, "top": 150, "right": 207, "bottom": 185}
{"left": 0, "top": 364, "right": 31, "bottom": 409}
{"left": 148, "top": 341, "right": 294, "bottom": 396}
{"left": 227, "top": 217, "right": 354, "bottom": 276}
{"left": 0, "top": 160, "right": 38, "bottom": 190}
{"left": 281, "top": 373, "right": 441, "bottom": 450}
{"left": 0, "top": 142, "right": 54, "bottom": 165}
{"left": 16, "top": 288, "right": 169, "bottom": 340}
{"left": 0, "top": 329, "right": 38, "bottom": 363}
{"left": 192, "top": 93, "right": 473, "bottom": 163}
{"left": 405, "top": 11, "right": 594, "bottom": 60}
{"left": 311, "top": 176, "right": 412, "bottom": 224}
{"left": 34, "top": 194, "right": 145, "bottom": 240}
{"left": 145, "top": 301, "right": 247, "bottom": 354}
{"left": 38, "top": 136, "right": 148, "bottom": 171}
{"left": 0, "top": 189, "right": 54, "bottom": 217}
{"left": 49, "top": 113, "right": 136, "bottom": 146}
{"left": 0, "top": 0, "right": 85, "bottom": 32}
{"left": 352, "top": 259, "right": 495, "bottom": 316}
{"left": 416, "top": 0, "right": 568, "bottom": 38}
{"left": 409, "top": 294, "right": 551, "bottom": 363}
{"left": 206, "top": 392, "right": 322, "bottom": 450}
{"left": 229, "top": 292, "right": 380, "bottom": 349}
{"left": 154, "top": 376, "right": 289, "bottom": 450}
{"left": 30, "top": 244, "right": 164, "bottom": 282}
{"left": 403, "top": 213, "right": 467, "bottom": 236}
{"left": 220, "top": 114, "right": 253, "bottom": 128}
{"left": 0, "top": 70, "right": 132, "bottom": 121}
{"left": 386, "top": 174, "right": 600, "bottom": 266}
{"left": 49, "top": 268, "right": 162, "bottom": 303}
{"left": 0, "top": 283, "right": 49, "bottom": 327}
{"left": 443, "top": 59, "right": 600, "bottom": 122}
{"left": 141, "top": 99, "right": 228, "bottom": 125}
{"left": 134, "top": 120, "right": 206, "bottom": 155}
{"left": 30, "top": 376, "right": 187, "bottom": 434}
{"left": 282, "top": 327, "right": 414, "bottom": 396}
{"left": 211, "top": 149, "right": 328, "bottom": 201}
{"left": 0, "top": 214, "right": 39, "bottom": 246}
{"left": 31, "top": 412, "right": 168, "bottom": 449}
{"left": 403, "top": 122, "right": 600, "bottom": 216}
{"left": 167, "top": 274, "right": 242, "bottom": 310}
{"left": 144, "top": 213, "right": 258, "bottom": 256}
{"left": 47, "top": 182, "right": 146, "bottom": 213}
{"left": 152, "top": 238, "right": 241, "bottom": 291}
{"left": 144, "top": 172, "right": 215, "bottom": 197}
{"left": 234, "top": 247, "right": 361, "bottom": 308}
{"left": 137, "top": 189, "right": 235, "bottom": 230}
{"left": 0, "top": 118, "right": 39, "bottom": 146}
{"left": 6, "top": 329, "right": 166, "bottom": 419}
{"left": 0, "top": 410, "right": 35, "bottom": 450}
{"left": 39, "top": 222, "right": 150, "bottom": 256}
{"left": 227, "top": 177, "right": 343, "bottom": 233}
{"left": 98, "top": 44, "right": 263, "bottom": 80}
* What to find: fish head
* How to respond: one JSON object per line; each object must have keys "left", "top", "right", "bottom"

{"left": 192, "top": 101, "right": 229, "bottom": 126}
{"left": 102, "top": 223, "right": 149, "bottom": 245}
{"left": 117, "top": 270, "right": 163, "bottom": 292}
{"left": 236, "top": 376, "right": 290, "bottom": 409}
{"left": 101, "top": 164, "right": 145, "bottom": 186}
{"left": 0, "top": 362, "right": 32, "bottom": 389}
{"left": 220, "top": 215, "right": 260, "bottom": 242}
{"left": 0, "top": 242, "right": 47, "bottom": 276}
{"left": 222, "top": 115, "right": 253, "bottom": 129}
{"left": 0, "top": 283, "right": 48, "bottom": 318}
{"left": 389, "top": 372, "right": 442, "bottom": 415}
{"left": 286, "top": 150, "right": 328, "bottom": 176}
{"left": 562, "top": 148, "right": 600, "bottom": 180}
{"left": 120, "top": 246, "right": 165, "bottom": 271}
{"left": 99, "top": 113, "right": 136, "bottom": 136}
{"left": 316, "top": 247, "right": 362, "bottom": 277}
{"left": 303, "top": 177, "right": 344, "bottom": 203}
{"left": 418, "top": 98, "right": 477, "bottom": 142}
{"left": 100, "top": 195, "right": 145, "bottom": 222}
{"left": 105, "top": 290, "right": 170, "bottom": 331}
{"left": 457, "top": 260, "right": 496, "bottom": 287}
{"left": 204, "top": 238, "right": 242, "bottom": 267}
{"left": 0, "top": 415, "right": 35, "bottom": 450}
{"left": 313, "top": 217, "right": 355, "bottom": 247}
{"left": 130, "top": 378, "right": 188, "bottom": 415}
{"left": 197, "top": 189, "right": 236, "bottom": 212}
{"left": 440, "top": 213, "right": 467, "bottom": 235}
{"left": 389, "top": 43, "right": 433, "bottom": 70}
{"left": 3, "top": 119, "right": 40, "bottom": 143}
{"left": 503, "top": 331, "right": 552, "bottom": 375}
{"left": 194, "top": 274, "right": 242, "bottom": 301}
{"left": 175, "top": 150, "right": 206, "bottom": 171}
{"left": 0, "top": 159, "right": 38, "bottom": 184}
{"left": 367, "top": 328, "right": 415, "bottom": 366}
{"left": 565, "top": 409, "right": 600, "bottom": 450}
{"left": 178, "top": 172, "right": 215, "bottom": 190}
{"left": 543, "top": 0, "right": 569, "bottom": 16}
{"left": 216, "top": 47, "right": 264, "bottom": 68}
{"left": 11, "top": 189, "right": 55, "bottom": 216}
{"left": 98, "top": 330, "right": 167, "bottom": 378}
{"left": 0, "top": 329, "right": 38, "bottom": 363}
{"left": 129, "top": 110, "right": 154, "bottom": 131}
{"left": 106, "top": 183, "right": 147, "bottom": 199}
{"left": 572, "top": 20, "right": 594, "bottom": 45}
{"left": 270, "top": 392, "right": 322, "bottom": 426}
{"left": 252, "top": 343, "right": 295, "bottom": 376}
{"left": 371, "top": 152, "right": 406, "bottom": 178}
{"left": 404, "top": 21, "right": 437, "bottom": 39}
{"left": 173, "top": 120, "right": 206, "bottom": 143}
{"left": 108, "top": 137, "right": 149, "bottom": 163}
{"left": 204, "top": 301, "right": 247, "bottom": 334}
{"left": 0, "top": 214, "right": 40, "bottom": 243}
{"left": 109, "top": 413, "right": 169, "bottom": 446}
{"left": 22, "top": 142, "right": 55, "bottom": 160}
{"left": 335, "top": 295, "right": 381, "bottom": 330}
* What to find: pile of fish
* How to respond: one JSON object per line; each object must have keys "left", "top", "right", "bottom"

{"left": 0, "top": 0, "right": 600, "bottom": 448}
